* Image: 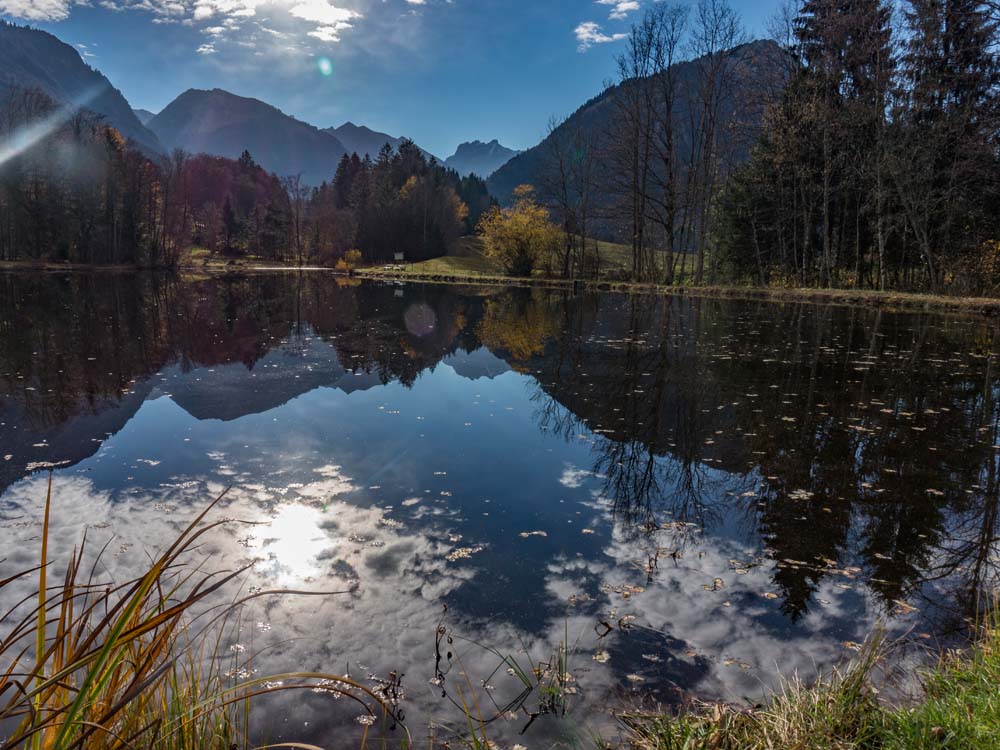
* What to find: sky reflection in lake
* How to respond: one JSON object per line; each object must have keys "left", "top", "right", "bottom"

{"left": 1, "top": 273, "right": 999, "bottom": 746}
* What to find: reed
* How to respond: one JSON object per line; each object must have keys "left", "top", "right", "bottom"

{"left": 0, "top": 477, "right": 404, "bottom": 750}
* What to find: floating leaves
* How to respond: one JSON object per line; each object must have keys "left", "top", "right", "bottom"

{"left": 446, "top": 545, "right": 484, "bottom": 562}
{"left": 602, "top": 583, "right": 645, "bottom": 598}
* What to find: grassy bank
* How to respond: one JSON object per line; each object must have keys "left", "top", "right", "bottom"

{"left": 617, "top": 626, "right": 1000, "bottom": 750}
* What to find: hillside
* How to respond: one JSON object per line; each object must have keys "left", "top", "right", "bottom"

{"left": 148, "top": 88, "right": 347, "bottom": 185}
{"left": 0, "top": 21, "right": 164, "bottom": 155}
{"left": 487, "top": 39, "right": 789, "bottom": 237}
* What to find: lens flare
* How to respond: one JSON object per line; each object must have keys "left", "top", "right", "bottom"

{"left": 404, "top": 304, "right": 437, "bottom": 338}
{"left": 0, "top": 85, "right": 104, "bottom": 168}
{"left": 317, "top": 57, "right": 333, "bottom": 77}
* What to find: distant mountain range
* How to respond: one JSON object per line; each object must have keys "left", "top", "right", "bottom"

{"left": 0, "top": 21, "right": 164, "bottom": 155}
{"left": 445, "top": 140, "right": 519, "bottom": 178}
{"left": 327, "top": 121, "right": 436, "bottom": 161}
{"left": 1, "top": 23, "right": 786, "bottom": 211}
{"left": 146, "top": 88, "right": 348, "bottom": 186}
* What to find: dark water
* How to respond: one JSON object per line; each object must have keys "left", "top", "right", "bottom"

{"left": 1, "top": 272, "right": 999, "bottom": 746}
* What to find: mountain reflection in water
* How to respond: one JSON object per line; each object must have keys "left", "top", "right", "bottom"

{"left": 1, "top": 272, "right": 998, "bottom": 746}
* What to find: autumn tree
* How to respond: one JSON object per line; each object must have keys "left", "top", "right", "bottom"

{"left": 477, "top": 185, "right": 562, "bottom": 276}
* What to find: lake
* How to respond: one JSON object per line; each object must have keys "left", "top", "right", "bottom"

{"left": 1, "top": 272, "right": 998, "bottom": 747}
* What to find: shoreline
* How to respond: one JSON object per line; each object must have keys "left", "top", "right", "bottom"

{"left": 355, "top": 266, "right": 1000, "bottom": 316}
{"left": 4, "top": 259, "right": 1000, "bottom": 317}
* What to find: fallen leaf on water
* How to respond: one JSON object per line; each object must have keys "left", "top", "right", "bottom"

{"left": 446, "top": 545, "right": 484, "bottom": 562}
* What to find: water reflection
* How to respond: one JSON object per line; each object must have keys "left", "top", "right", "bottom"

{"left": 1, "top": 272, "right": 998, "bottom": 744}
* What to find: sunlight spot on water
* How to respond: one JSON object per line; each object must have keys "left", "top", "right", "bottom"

{"left": 260, "top": 504, "right": 333, "bottom": 584}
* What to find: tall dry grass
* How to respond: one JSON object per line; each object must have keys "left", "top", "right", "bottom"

{"left": 0, "top": 476, "right": 405, "bottom": 750}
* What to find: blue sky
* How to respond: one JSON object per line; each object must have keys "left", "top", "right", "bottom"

{"left": 2, "top": 0, "right": 776, "bottom": 158}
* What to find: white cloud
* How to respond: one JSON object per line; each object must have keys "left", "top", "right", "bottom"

{"left": 0, "top": 0, "right": 74, "bottom": 21}
{"left": 307, "top": 23, "right": 350, "bottom": 42}
{"left": 597, "top": 0, "right": 639, "bottom": 20}
{"left": 287, "top": 0, "right": 358, "bottom": 26}
{"left": 574, "top": 20, "right": 627, "bottom": 52}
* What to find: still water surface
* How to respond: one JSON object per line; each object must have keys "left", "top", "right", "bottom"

{"left": 1, "top": 273, "right": 999, "bottom": 746}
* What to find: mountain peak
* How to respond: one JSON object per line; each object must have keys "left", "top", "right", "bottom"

{"left": 328, "top": 121, "right": 436, "bottom": 161}
{"left": 146, "top": 88, "right": 346, "bottom": 185}
{"left": 445, "top": 139, "right": 518, "bottom": 178}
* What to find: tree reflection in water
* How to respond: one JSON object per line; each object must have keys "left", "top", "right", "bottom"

{"left": 1, "top": 272, "right": 998, "bottom": 683}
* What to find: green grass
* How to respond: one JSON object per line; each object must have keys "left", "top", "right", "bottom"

{"left": 883, "top": 634, "right": 1000, "bottom": 750}
{"left": 373, "top": 253, "right": 503, "bottom": 277}
{"left": 356, "top": 236, "right": 703, "bottom": 285}
{"left": 618, "top": 621, "right": 1000, "bottom": 750}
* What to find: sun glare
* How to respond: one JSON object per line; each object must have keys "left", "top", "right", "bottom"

{"left": 317, "top": 57, "right": 333, "bottom": 77}
{"left": 259, "top": 504, "right": 333, "bottom": 584}
{"left": 0, "top": 86, "right": 103, "bottom": 169}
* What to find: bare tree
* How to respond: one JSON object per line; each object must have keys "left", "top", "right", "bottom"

{"left": 687, "top": 0, "right": 746, "bottom": 284}
{"left": 647, "top": 3, "right": 689, "bottom": 284}
{"left": 609, "top": 17, "right": 659, "bottom": 281}
{"left": 540, "top": 115, "right": 600, "bottom": 278}
{"left": 283, "top": 173, "right": 308, "bottom": 266}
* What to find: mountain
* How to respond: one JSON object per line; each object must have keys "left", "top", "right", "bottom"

{"left": 445, "top": 139, "right": 519, "bottom": 178}
{"left": 133, "top": 107, "right": 156, "bottom": 125}
{"left": 0, "top": 21, "right": 164, "bottom": 155}
{"left": 487, "top": 40, "right": 789, "bottom": 228}
{"left": 327, "top": 121, "right": 435, "bottom": 161}
{"left": 147, "top": 88, "right": 347, "bottom": 185}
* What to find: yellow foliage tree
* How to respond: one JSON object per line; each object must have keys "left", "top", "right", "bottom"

{"left": 335, "top": 248, "right": 364, "bottom": 272}
{"left": 477, "top": 185, "right": 562, "bottom": 277}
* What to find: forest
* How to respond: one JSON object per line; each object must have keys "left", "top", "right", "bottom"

{"left": 540, "top": 0, "right": 1000, "bottom": 293}
{"left": 0, "top": 86, "right": 491, "bottom": 267}
{"left": 1, "top": 0, "right": 997, "bottom": 296}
